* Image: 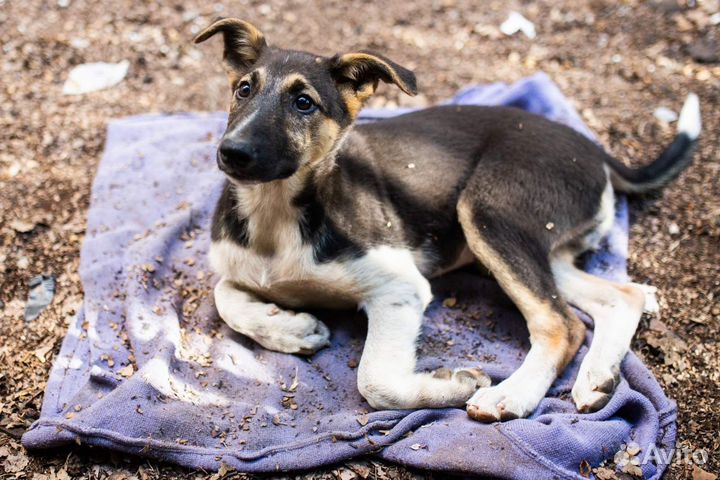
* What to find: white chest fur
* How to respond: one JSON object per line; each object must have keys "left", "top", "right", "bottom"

{"left": 209, "top": 180, "right": 435, "bottom": 310}
{"left": 209, "top": 236, "right": 435, "bottom": 311}
{"left": 209, "top": 238, "right": 360, "bottom": 309}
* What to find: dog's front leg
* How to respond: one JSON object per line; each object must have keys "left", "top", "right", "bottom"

{"left": 214, "top": 277, "right": 330, "bottom": 354}
{"left": 357, "top": 280, "right": 489, "bottom": 410}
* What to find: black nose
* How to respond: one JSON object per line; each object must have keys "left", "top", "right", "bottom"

{"left": 218, "top": 139, "right": 256, "bottom": 166}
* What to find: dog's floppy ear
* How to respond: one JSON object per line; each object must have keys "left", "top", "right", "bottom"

{"left": 330, "top": 51, "right": 418, "bottom": 98}
{"left": 193, "top": 18, "right": 266, "bottom": 70}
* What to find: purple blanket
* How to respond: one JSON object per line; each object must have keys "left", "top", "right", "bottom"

{"left": 23, "top": 73, "right": 677, "bottom": 479}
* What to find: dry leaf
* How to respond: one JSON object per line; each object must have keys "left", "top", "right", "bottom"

{"left": 33, "top": 340, "right": 55, "bottom": 363}
{"left": 693, "top": 466, "right": 718, "bottom": 480}
{"left": 349, "top": 462, "right": 371, "bottom": 479}
{"left": 289, "top": 366, "right": 299, "bottom": 392}
{"left": 105, "top": 471, "right": 134, "bottom": 480}
{"left": 3, "top": 452, "right": 29, "bottom": 473}
{"left": 10, "top": 220, "right": 35, "bottom": 233}
{"left": 442, "top": 297, "right": 457, "bottom": 308}
{"left": 55, "top": 468, "right": 71, "bottom": 480}
{"left": 118, "top": 364, "right": 134, "bottom": 378}
{"left": 100, "top": 353, "right": 115, "bottom": 367}
{"left": 623, "top": 464, "right": 643, "bottom": 477}
{"left": 356, "top": 414, "right": 369, "bottom": 426}
{"left": 338, "top": 469, "right": 359, "bottom": 480}
{"left": 594, "top": 467, "right": 619, "bottom": 480}
{"left": 209, "top": 462, "right": 235, "bottom": 480}
{"left": 626, "top": 441, "right": 641, "bottom": 456}
{"left": 579, "top": 459, "right": 591, "bottom": 478}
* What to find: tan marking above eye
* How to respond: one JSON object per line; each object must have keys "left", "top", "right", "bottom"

{"left": 254, "top": 67, "right": 267, "bottom": 87}
{"left": 280, "top": 73, "right": 308, "bottom": 90}
{"left": 280, "top": 73, "right": 322, "bottom": 105}
{"left": 233, "top": 68, "right": 267, "bottom": 91}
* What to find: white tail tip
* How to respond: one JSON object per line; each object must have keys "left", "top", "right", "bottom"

{"left": 677, "top": 93, "right": 701, "bottom": 140}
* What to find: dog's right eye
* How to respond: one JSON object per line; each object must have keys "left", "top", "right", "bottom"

{"left": 236, "top": 82, "right": 252, "bottom": 99}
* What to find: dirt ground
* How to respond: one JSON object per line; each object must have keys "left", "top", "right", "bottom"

{"left": 1, "top": 0, "right": 718, "bottom": 478}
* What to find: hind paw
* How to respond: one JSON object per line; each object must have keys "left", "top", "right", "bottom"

{"left": 572, "top": 368, "right": 619, "bottom": 413}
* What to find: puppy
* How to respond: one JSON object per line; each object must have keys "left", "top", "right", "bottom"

{"left": 194, "top": 18, "right": 701, "bottom": 421}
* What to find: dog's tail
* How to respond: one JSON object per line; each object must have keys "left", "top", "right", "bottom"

{"left": 606, "top": 93, "right": 701, "bottom": 194}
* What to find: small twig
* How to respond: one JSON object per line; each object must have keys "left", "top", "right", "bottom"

{"left": 0, "top": 425, "right": 23, "bottom": 439}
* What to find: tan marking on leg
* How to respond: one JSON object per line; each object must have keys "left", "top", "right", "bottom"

{"left": 457, "top": 202, "right": 584, "bottom": 373}
{"left": 617, "top": 284, "right": 646, "bottom": 307}
{"left": 458, "top": 200, "right": 585, "bottom": 420}
{"left": 552, "top": 250, "right": 645, "bottom": 412}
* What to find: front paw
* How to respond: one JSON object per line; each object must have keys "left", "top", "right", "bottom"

{"left": 432, "top": 367, "right": 491, "bottom": 390}
{"left": 255, "top": 311, "right": 331, "bottom": 355}
{"left": 466, "top": 382, "right": 538, "bottom": 422}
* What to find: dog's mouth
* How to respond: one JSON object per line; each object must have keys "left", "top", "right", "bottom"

{"left": 216, "top": 152, "right": 245, "bottom": 181}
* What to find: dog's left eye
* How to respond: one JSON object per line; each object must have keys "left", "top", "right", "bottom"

{"left": 236, "top": 81, "right": 252, "bottom": 99}
{"left": 293, "top": 95, "right": 317, "bottom": 114}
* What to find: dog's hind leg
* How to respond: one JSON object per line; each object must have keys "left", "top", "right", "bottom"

{"left": 551, "top": 251, "right": 645, "bottom": 412}
{"left": 457, "top": 198, "right": 586, "bottom": 421}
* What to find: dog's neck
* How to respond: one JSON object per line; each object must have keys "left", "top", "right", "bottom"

{"left": 230, "top": 161, "right": 339, "bottom": 257}
{"left": 230, "top": 130, "right": 352, "bottom": 256}
{"left": 232, "top": 176, "right": 305, "bottom": 256}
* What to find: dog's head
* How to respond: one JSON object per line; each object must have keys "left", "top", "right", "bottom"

{"left": 194, "top": 18, "right": 417, "bottom": 183}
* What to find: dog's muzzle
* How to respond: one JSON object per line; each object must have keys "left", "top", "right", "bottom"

{"left": 217, "top": 139, "right": 257, "bottom": 176}
{"left": 216, "top": 137, "right": 299, "bottom": 182}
